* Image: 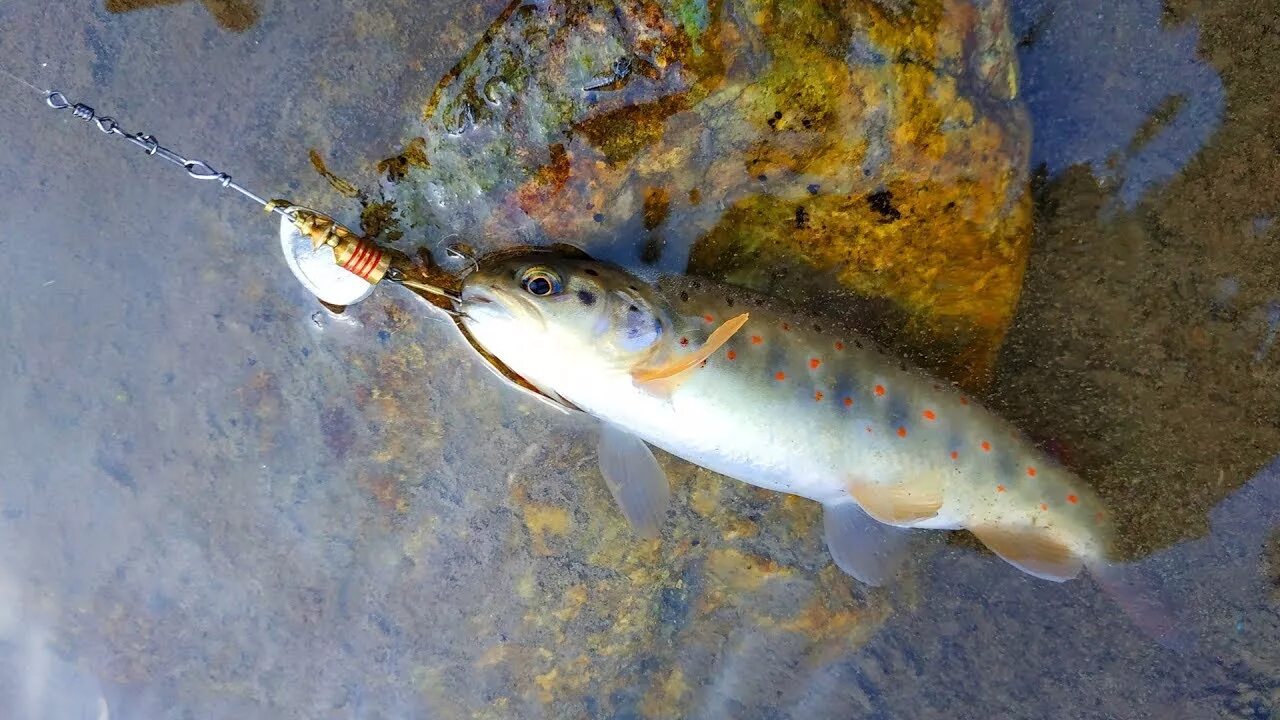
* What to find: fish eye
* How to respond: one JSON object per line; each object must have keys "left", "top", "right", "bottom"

{"left": 519, "top": 267, "right": 563, "bottom": 297}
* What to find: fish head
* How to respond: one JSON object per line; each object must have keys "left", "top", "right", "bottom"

{"left": 460, "top": 253, "right": 670, "bottom": 388}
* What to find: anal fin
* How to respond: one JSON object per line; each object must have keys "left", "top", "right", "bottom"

{"left": 847, "top": 476, "right": 944, "bottom": 525}
{"left": 970, "top": 525, "right": 1083, "bottom": 582}
{"left": 823, "top": 500, "right": 913, "bottom": 586}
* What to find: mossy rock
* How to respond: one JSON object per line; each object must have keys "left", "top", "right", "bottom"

{"left": 386, "top": 0, "right": 1030, "bottom": 388}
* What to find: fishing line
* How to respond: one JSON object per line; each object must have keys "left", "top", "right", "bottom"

{"left": 0, "top": 62, "right": 48, "bottom": 96}
{"left": 0, "top": 59, "right": 464, "bottom": 306}
{"left": 0, "top": 58, "right": 299, "bottom": 220}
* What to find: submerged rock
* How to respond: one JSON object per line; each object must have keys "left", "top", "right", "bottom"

{"left": 386, "top": 0, "right": 1031, "bottom": 386}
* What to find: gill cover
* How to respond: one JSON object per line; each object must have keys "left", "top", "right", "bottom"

{"left": 453, "top": 246, "right": 673, "bottom": 537}
{"left": 450, "top": 244, "right": 602, "bottom": 413}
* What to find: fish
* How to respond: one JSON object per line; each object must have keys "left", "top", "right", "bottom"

{"left": 456, "top": 250, "right": 1183, "bottom": 646}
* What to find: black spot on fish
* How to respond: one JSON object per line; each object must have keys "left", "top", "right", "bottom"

{"left": 794, "top": 206, "right": 809, "bottom": 229}
{"left": 757, "top": 174, "right": 768, "bottom": 181}
{"left": 807, "top": 183, "right": 821, "bottom": 195}
{"left": 584, "top": 268, "right": 599, "bottom": 276}
{"left": 855, "top": 340, "right": 864, "bottom": 349}
{"left": 679, "top": 291, "right": 690, "bottom": 302}
{"left": 577, "top": 290, "right": 597, "bottom": 305}
{"left": 726, "top": 297, "right": 734, "bottom": 307}
{"left": 867, "top": 190, "right": 902, "bottom": 222}
{"left": 629, "top": 305, "right": 640, "bottom": 312}
{"left": 593, "top": 213, "right": 604, "bottom": 223}
{"left": 813, "top": 324, "right": 822, "bottom": 332}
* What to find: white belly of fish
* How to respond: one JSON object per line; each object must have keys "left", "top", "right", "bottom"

{"left": 575, "top": 366, "right": 880, "bottom": 507}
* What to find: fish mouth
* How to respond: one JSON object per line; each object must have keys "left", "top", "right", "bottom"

{"left": 459, "top": 285, "right": 533, "bottom": 326}
{"left": 463, "top": 284, "right": 547, "bottom": 333}
{"left": 460, "top": 285, "right": 499, "bottom": 310}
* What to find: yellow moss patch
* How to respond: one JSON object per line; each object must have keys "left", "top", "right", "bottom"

{"left": 641, "top": 667, "right": 690, "bottom": 719}
{"left": 511, "top": 486, "right": 572, "bottom": 556}
{"left": 552, "top": 585, "right": 589, "bottom": 622}
{"left": 574, "top": 94, "right": 690, "bottom": 166}
{"left": 703, "top": 548, "right": 792, "bottom": 601}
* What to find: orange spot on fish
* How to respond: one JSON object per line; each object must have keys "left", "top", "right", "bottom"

{"left": 1067, "top": 494, "right": 1079, "bottom": 504}
{"left": 981, "top": 441, "right": 991, "bottom": 452}
{"left": 1095, "top": 510, "right": 1105, "bottom": 524}
{"left": 703, "top": 314, "right": 715, "bottom": 323}
{"left": 1027, "top": 467, "right": 1037, "bottom": 477}
{"left": 950, "top": 450, "right": 959, "bottom": 460}
{"left": 874, "top": 385, "right": 886, "bottom": 396}
{"left": 996, "top": 485, "right": 1006, "bottom": 493}
{"left": 896, "top": 426, "right": 907, "bottom": 438}
{"left": 782, "top": 322, "right": 790, "bottom": 331}
{"left": 775, "top": 371, "right": 786, "bottom": 381}
{"left": 679, "top": 337, "right": 689, "bottom": 346}
{"left": 809, "top": 358, "right": 821, "bottom": 369}
{"left": 923, "top": 409, "right": 936, "bottom": 421}
{"left": 1039, "top": 503, "right": 1048, "bottom": 511}
{"left": 726, "top": 350, "right": 737, "bottom": 360}
{"left": 751, "top": 335, "right": 763, "bottom": 344}
{"left": 960, "top": 397, "right": 970, "bottom": 405}
{"left": 834, "top": 341, "right": 845, "bottom": 351}
{"left": 865, "top": 426, "right": 873, "bottom": 433}
{"left": 814, "top": 391, "right": 824, "bottom": 401}
{"left": 843, "top": 397, "right": 853, "bottom": 407}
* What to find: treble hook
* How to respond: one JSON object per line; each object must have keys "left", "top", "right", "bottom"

{"left": 385, "top": 266, "right": 464, "bottom": 315}
{"left": 444, "top": 239, "right": 480, "bottom": 275}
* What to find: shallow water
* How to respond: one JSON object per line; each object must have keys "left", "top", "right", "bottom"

{"left": 0, "top": 1, "right": 1277, "bottom": 718}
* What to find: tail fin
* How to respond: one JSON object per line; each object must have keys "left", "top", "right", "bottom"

{"left": 1089, "top": 560, "right": 1195, "bottom": 652}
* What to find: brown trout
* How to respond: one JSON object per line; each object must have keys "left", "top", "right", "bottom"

{"left": 456, "top": 251, "right": 1179, "bottom": 645}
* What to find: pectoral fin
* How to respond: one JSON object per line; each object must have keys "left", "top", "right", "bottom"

{"left": 969, "top": 525, "right": 1083, "bottom": 582}
{"left": 597, "top": 423, "right": 671, "bottom": 538}
{"left": 632, "top": 313, "right": 749, "bottom": 391}
{"left": 847, "top": 476, "right": 944, "bottom": 525}
{"left": 822, "top": 500, "right": 913, "bottom": 586}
